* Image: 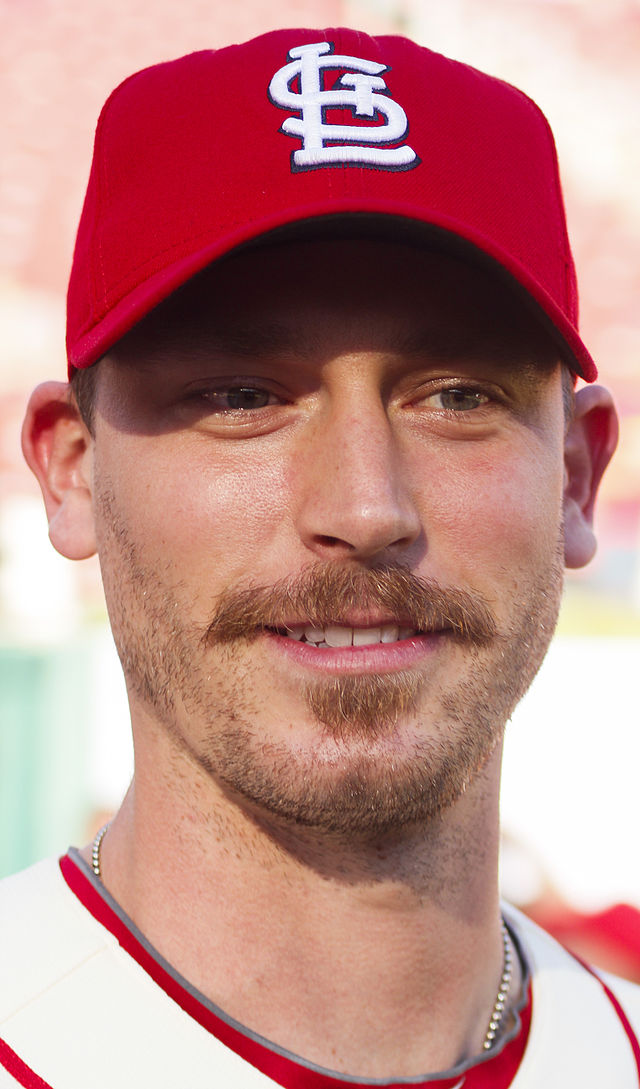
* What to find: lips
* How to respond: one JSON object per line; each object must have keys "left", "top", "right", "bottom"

{"left": 281, "top": 623, "right": 419, "bottom": 648}
{"left": 266, "top": 622, "right": 445, "bottom": 676}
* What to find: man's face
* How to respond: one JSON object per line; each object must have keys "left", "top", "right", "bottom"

{"left": 90, "top": 238, "right": 566, "bottom": 836}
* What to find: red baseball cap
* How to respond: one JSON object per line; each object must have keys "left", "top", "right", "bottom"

{"left": 66, "top": 26, "right": 597, "bottom": 380}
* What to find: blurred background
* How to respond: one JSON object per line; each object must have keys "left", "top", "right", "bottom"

{"left": 1, "top": 0, "right": 639, "bottom": 973}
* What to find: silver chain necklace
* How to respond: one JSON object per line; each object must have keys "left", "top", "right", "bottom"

{"left": 483, "top": 919, "right": 513, "bottom": 1050}
{"left": 91, "top": 822, "right": 109, "bottom": 881}
{"left": 91, "top": 824, "right": 513, "bottom": 1052}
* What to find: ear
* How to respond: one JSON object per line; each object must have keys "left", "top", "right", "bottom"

{"left": 21, "top": 381, "right": 97, "bottom": 560}
{"left": 563, "top": 384, "right": 618, "bottom": 569}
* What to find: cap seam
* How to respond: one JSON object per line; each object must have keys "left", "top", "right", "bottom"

{"left": 507, "top": 84, "right": 574, "bottom": 316}
{"left": 95, "top": 109, "right": 110, "bottom": 315}
{"left": 85, "top": 81, "right": 130, "bottom": 329}
{"left": 89, "top": 63, "right": 182, "bottom": 328}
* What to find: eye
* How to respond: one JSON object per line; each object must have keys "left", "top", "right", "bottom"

{"left": 199, "top": 385, "right": 280, "bottom": 412}
{"left": 424, "top": 387, "right": 491, "bottom": 412}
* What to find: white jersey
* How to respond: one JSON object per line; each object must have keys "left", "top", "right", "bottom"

{"left": 1, "top": 853, "right": 639, "bottom": 1088}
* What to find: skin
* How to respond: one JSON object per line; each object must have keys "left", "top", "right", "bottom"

{"left": 23, "top": 239, "right": 617, "bottom": 1078}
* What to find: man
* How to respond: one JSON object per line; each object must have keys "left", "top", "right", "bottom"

{"left": 2, "top": 24, "right": 637, "bottom": 1088}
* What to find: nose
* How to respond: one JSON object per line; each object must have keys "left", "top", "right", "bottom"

{"left": 295, "top": 392, "right": 422, "bottom": 562}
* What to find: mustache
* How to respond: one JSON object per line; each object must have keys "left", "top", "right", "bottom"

{"left": 203, "top": 564, "right": 497, "bottom": 646}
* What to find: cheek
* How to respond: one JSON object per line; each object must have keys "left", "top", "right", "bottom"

{"left": 102, "top": 437, "right": 294, "bottom": 579}
{"left": 201, "top": 461, "right": 291, "bottom": 562}
{"left": 419, "top": 440, "right": 565, "bottom": 581}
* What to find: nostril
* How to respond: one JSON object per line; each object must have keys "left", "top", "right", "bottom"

{"left": 315, "top": 534, "right": 350, "bottom": 549}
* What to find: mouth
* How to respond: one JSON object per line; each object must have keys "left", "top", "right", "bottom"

{"left": 274, "top": 623, "right": 427, "bottom": 648}
{"left": 260, "top": 619, "right": 450, "bottom": 675}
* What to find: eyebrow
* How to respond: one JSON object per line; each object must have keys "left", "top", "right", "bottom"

{"left": 201, "top": 323, "right": 487, "bottom": 359}
{"left": 128, "top": 308, "right": 558, "bottom": 386}
{"left": 198, "top": 322, "right": 316, "bottom": 359}
{"left": 192, "top": 323, "right": 557, "bottom": 380}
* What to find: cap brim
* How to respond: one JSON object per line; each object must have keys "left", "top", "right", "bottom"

{"left": 68, "top": 201, "right": 596, "bottom": 381}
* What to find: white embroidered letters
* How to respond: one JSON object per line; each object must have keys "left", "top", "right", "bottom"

{"left": 268, "top": 41, "right": 418, "bottom": 171}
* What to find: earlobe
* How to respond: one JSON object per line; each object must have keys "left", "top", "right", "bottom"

{"left": 563, "top": 384, "right": 618, "bottom": 569}
{"left": 21, "top": 381, "right": 97, "bottom": 560}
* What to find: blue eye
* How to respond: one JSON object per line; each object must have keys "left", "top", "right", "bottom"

{"left": 422, "top": 388, "right": 490, "bottom": 412}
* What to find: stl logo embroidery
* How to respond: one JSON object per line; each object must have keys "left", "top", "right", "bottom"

{"left": 268, "top": 41, "right": 418, "bottom": 171}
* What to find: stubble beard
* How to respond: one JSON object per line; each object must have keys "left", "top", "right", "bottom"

{"left": 97, "top": 487, "right": 564, "bottom": 837}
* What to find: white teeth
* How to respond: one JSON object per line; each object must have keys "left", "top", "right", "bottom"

{"left": 284, "top": 623, "right": 416, "bottom": 646}
{"left": 353, "top": 626, "right": 381, "bottom": 646}
{"left": 324, "top": 625, "right": 353, "bottom": 647}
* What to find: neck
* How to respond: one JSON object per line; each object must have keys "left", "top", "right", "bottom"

{"left": 85, "top": 730, "right": 515, "bottom": 1079}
